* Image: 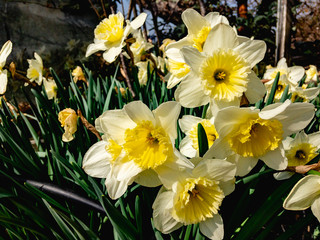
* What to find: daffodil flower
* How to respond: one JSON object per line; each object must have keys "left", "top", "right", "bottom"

{"left": 43, "top": 78, "right": 57, "bottom": 100}
{"left": 179, "top": 115, "right": 219, "bottom": 158}
{"left": 153, "top": 157, "right": 236, "bottom": 240}
{"left": 58, "top": 108, "right": 78, "bottom": 142}
{"left": 164, "top": 9, "right": 229, "bottom": 89}
{"left": 305, "top": 65, "right": 318, "bottom": 83}
{"left": 175, "top": 23, "right": 266, "bottom": 112}
{"left": 130, "top": 30, "right": 153, "bottom": 62}
{"left": 136, "top": 59, "right": 153, "bottom": 86}
{"left": 0, "top": 40, "right": 12, "bottom": 94}
{"left": 274, "top": 131, "right": 320, "bottom": 180}
{"left": 205, "top": 100, "right": 315, "bottom": 176}
{"left": 82, "top": 101, "right": 193, "bottom": 199}
{"left": 27, "top": 52, "right": 44, "bottom": 85}
{"left": 264, "top": 58, "right": 305, "bottom": 102}
{"left": 283, "top": 174, "right": 320, "bottom": 222}
{"left": 291, "top": 86, "right": 320, "bottom": 103}
{"left": 86, "top": 12, "right": 147, "bottom": 63}
{"left": 72, "top": 66, "right": 86, "bottom": 83}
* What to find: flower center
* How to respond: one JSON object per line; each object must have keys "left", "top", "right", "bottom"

{"left": 286, "top": 143, "right": 318, "bottom": 166}
{"left": 105, "top": 139, "right": 123, "bottom": 165}
{"left": 168, "top": 58, "right": 191, "bottom": 79}
{"left": 189, "top": 120, "right": 219, "bottom": 151}
{"left": 192, "top": 26, "right": 211, "bottom": 52}
{"left": 291, "top": 92, "right": 306, "bottom": 102}
{"left": 123, "top": 120, "right": 173, "bottom": 170}
{"left": 228, "top": 116, "right": 283, "bottom": 158}
{"left": 173, "top": 177, "right": 224, "bottom": 224}
{"left": 199, "top": 49, "right": 250, "bottom": 102}
{"left": 94, "top": 13, "right": 124, "bottom": 43}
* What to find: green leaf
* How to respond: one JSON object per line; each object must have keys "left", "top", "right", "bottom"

{"left": 197, "top": 123, "right": 208, "bottom": 157}
{"left": 265, "top": 71, "right": 280, "bottom": 105}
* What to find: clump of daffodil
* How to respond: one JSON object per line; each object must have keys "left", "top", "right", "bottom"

{"left": 153, "top": 156, "right": 236, "bottom": 240}
{"left": 43, "top": 77, "right": 57, "bottom": 100}
{"left": 164, "top": 9, "right": 229, "bottom": 89}
{"left": 72, "top": 66, "right": 86, "bottom": 83}
{"left": 283, "top": 174, "right": 320, "bottom": 223}
{"left": 0, "top": 40, "right": 12, "bottom": 95}
{"left": 179, "top": 115, "right": 219, "bottom": 158}
{"left": 263, "top": 58, "right": 305, "bottom": 102}
{"left": 129, "top": 30, "right": 153, "bottom": 63}
{"left": 175, "top": 23, "right": 266, "bottom": 112}
{"left": 86, "top": 12, "right": 147, "bottom": 63}
{"left": 58, "top": 108, "right": 78, "bottom": 142}
{"left": 82, "top": 101, "right": 193, "bottom": 199}
{"left": 26, "top": 52, "right": 45, "bottom": 85}
{"left": 274, "top": 131, "right": 320, "bottom": 180}
{"left": 205, "top": 100, "right": 315, "bottom": 176}
{"left": 305, "top": 65, "right": 318, "bottom": 84}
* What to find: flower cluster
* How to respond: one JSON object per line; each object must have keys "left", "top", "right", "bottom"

{"left": 80, "top": 8, "right": 319, "bottom": 239}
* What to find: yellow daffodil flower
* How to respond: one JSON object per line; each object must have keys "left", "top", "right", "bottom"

{"left": 264, "top": 58, "right": 305, "bottom": 102}
{"left": 175, "top": 23, "right": 266, "bottom": 112}
{"left": 130, "top": 30, "right": 153, "bottom": 62}
{"left": 72, "top": 66, "right": 86, "bottom": 83}
{"left": 153, "top": 156, "right": 236, "bottom": 239}
{"left": 305, "top": 65, "right": 318, "bottom": 83}
{"left": 205, "top": 100, "right": 315, "bottom": 176}
{"left": 0, "top": 40, "right": 12, "bottom": 95}
{"left": 291, "top": 86, "right": 320, "bottom": 103}
{"left": 58, "top": 108, "right": 78, "bottom": 142}
{"left": 283, "top": 174, "right": 320, "bottom": 223}
{"left": 82, "top": 101, "right": 193, "bottom": 199}
{"left": 274, "top": 131, "right": 320, "bottom": 180}
{"left": 86, "top": 12, "right": 147, "bottom": 63}
{"left": 179, "top": 115, "right": 219, "bottom": 158}
{"left": 27, "top": 52, "right": 44, "bottom": 85}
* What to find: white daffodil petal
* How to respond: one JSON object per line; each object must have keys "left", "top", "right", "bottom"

{"left": 309, "top": 131, "right": 320, "bottom": 148}
{"left": 95, "top": 109, "right": 135, "bottom": 144}
{"left": 193, "top": 158, "right": 236, "bottom": 182}
{"left": 113, "top": 158, "right": 142, "bottom": 181}
{"left": 0, "top": 70, "right": 8, "bottom": 95}
{"left": 245, "top": 71, "right": 266, "bottom": 103}
{"left": 205, "top": 12, "right": 229, "bottom": 26}
{"left": 289, "top": 66, "right": 305, "bottom": 83}
{"left": 175, "top": 73, "right": 210, "bottom": 108}
{"left": 311, "top": 197, "right": 320, "bottom": 222}
{"left": 0, "top": 40, "right": 12, "bottom": 69}
{"left": 166, "top": 47, "right": 185, "bottom": 62}
{"left": 274, "top": 171, "right": 295, "bottom": 181}
{"left": 134, "top": 169, "right": 162, "bottom": 187}
{"left": 124, "top": 101, "right": 155, "bottom": 124}
{"left": 203, "top": 23, "right": 238, "bottom": 53}
{"left": 179, "top": 115, "right": 202, "bottom": 133}
{"left": 130, "top": 12, "right": 147, "bottom": 29}
{"left": 283, "top": 174, "right": 320, "bottom": 210}
{"left": 260, "top": 146, "right": 287, "bottom": 170}
{"left": 179, "top": 136, "right": 197, "bottom": 158}
{"left": 234, "top": 39, "right": 266, "bottom": 68}
{"left": 152, "top": 190, "right": 183, "bottom": 234}
{"left": 219, "top": 179, "right": 235, "bottom": 196}
{"left": 85, "top": 42, "right": 107, "bottom": 57}
{"left": 234, "top": 155, "right": 259, "bottom": 177}
{"left": 199, "top": 214, "right": 224, "bottom": 240}
{"left": 180, "top": 47, "right": 206, "bottom": 72}
{"left": 153, "top": 101, "right": 181, "bottom": 140}
{"left": 204, "top": 137, "right": 233, "bottom": 159}
{"left": 182, "top": 9, "right": 209, "bottom": 35}
{"left": 105, "top": 173, "right": 135, "bottom": 200}
{"left": 103, "top": 46, "right": 123, "bottom": 63}
{"left": 82, "top": 140, "right": 111, "bottom": 178}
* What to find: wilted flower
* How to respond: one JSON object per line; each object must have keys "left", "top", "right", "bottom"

{"left": 136, "top": 59, "right": 153, "bottom": 86}
{"left": 43, "top": 77, "right": 57, "bottom": 100}
{"left": 264, "top": 58, "right": 305, "bottom": 102}
{"left": 82, "top": 101, "right": 193, "bottom": 199}
{"left": 27, "top": 52, "right": 44, "bottom": 85}
{"left": 274, "top": 131, "right": 320, "bottom": 180}
{"left": 153, "top": 157, "right": 236, "bottom": 240}
{"left": 206, "top": 100, "right": 315, "bottom": 176}
{"left": 175, "top": 23, "right": 266, "bottom": 112}
{"left": 72, "top": 66, "right": 86, "bottom": 83}
{"left": 58, "top": 108, "right": 78, "bottom": 142}
{"left": 0, "top": 40, "right": 12, "bottom": 95}
{"left": 86, "top": 12, "right": 147, "bottom": 63}
{"left": 305, "top": 65, "right": 318, "bottom": 83}
{"left": 179, "top": 115, "right": 218, "bottom": 158}
{"left": 283, "top": 174, "right": 320, "bottom": 222}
